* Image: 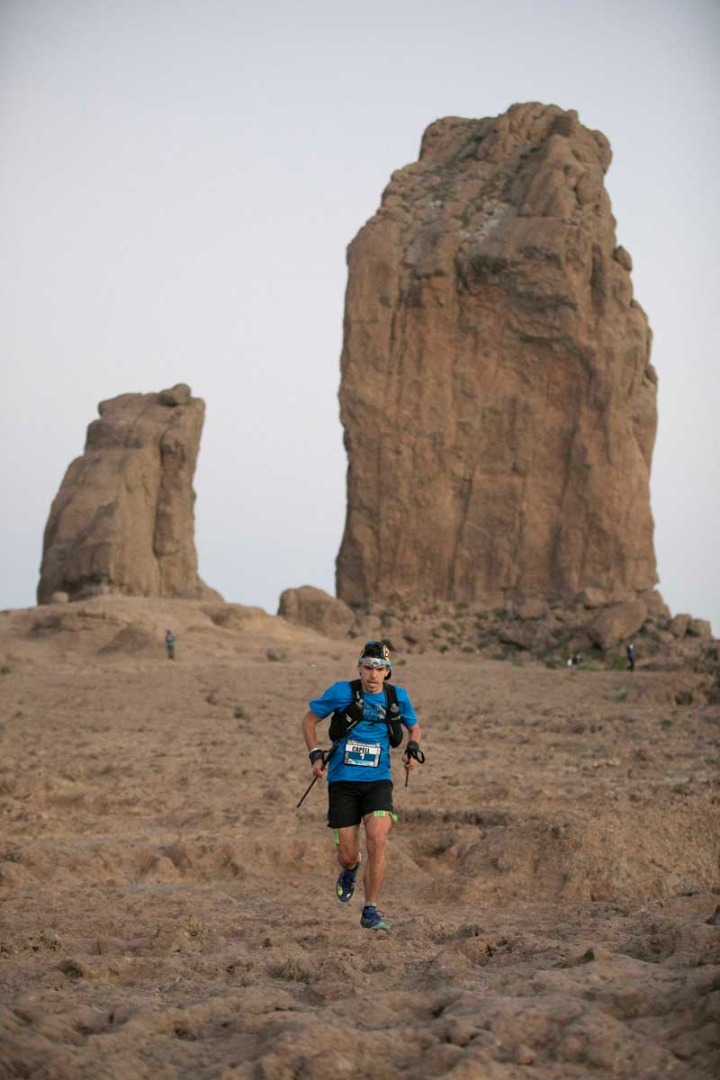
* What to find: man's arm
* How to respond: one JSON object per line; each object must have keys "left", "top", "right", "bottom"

{"left": 405, "top": 720, "right": 422, "bottom": 743}
{"left": 403, "top": 720, "right": 422, "bottom": 771}
{"left": 302, "top": 709, "right": 327, "bottom": 778}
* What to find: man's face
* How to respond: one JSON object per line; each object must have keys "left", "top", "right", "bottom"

{"left": 359, "top": 662, "right": 390, "bottom": 694}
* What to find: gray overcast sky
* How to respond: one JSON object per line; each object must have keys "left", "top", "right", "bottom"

{"left": 1, "top": 0, "right": 718, "bottom": 633}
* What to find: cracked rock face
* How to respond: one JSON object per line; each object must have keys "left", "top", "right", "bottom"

{"left": 336, "top": 103, "right": 659, "bottom": 609}
{"left": 37, "top": 385, "right": 221, "bottom": 603}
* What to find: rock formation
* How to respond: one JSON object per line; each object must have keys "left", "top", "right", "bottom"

{"left": 37, "top": 384, "right": 221, "bottom": 603}
{"left": 278, "top": 585, "right": 355, "bottom": 638}
{"left": 336, "top": 103, "right": 659, "bottom": 610}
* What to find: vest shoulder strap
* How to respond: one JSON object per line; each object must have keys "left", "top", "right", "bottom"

{"left": 350, "top": 678, "right": 399, "bottom": 714}
{"left": 383, "top": 681, "right": 403, "bottom": 747}
{"left": 383, "top": 682, "right": 399, "bottom": 712}
{"left": 344, "top": 679, "right": 365, "bottom": 724}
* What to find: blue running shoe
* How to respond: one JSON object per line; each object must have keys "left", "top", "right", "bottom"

{"left": 335, "top": 862, "right": 360, "bottom": 903}
{"left": 360, "top": 905, "right": 391, "bottom": 931}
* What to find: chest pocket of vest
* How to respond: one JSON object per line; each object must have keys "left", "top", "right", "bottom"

{"left": 385, "top": 695, "right": 404, "bottom": 748}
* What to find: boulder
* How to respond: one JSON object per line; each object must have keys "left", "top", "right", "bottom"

{"left": 587, "top": 600, "right": 648, "bottom": 650}
{"left": 688, "top": 618, "right": 713, "bottom": 639}
{"left": 97, "top": 624, "right": 157, "bottom": 654}
{"left": 514, "top": 598, "right": 549, "bottom": 620}
{"left": 669, "top": 614, "right": 692, "bottom": 639}
{"left": 159, "top": 383, "right": 192, "bottom": 406}
{"left": 277, "top": 586, "right": 354, "bottom": 638}
{"left": 499, "top": 623, "right": 555, "bottom": 652}
{"left": 38, "top": 386, "right": 221, "bottom": 603}
{"left": 579, "top": 588, "right": 612, "bottom": 610}
{"left": 336, "top": 104, "right": 658, "bottom": 609}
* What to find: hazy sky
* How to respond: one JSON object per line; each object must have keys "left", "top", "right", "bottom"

{"left": 2, "top": 0, "right": 718, "bottom": 634}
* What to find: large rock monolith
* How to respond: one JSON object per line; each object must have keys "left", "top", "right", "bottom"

{"left": 38, "top": 384, "right": 221, "bottom": 603}
{"left": 336, "top": 103, "right": 658, "bottom": 610}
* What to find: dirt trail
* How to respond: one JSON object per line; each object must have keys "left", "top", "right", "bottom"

{"left": 0, "top": 599, "right": 718, "bottom": 1078}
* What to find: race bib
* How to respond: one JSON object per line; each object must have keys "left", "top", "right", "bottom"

{"left": 343, "top": 740, "right": 381, "bottom": 768}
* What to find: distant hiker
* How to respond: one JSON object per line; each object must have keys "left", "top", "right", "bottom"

{"left": 300, "top": 641, "right": 422, "bottom": 932}
{"left": 165, "top": 629, "right": 176, "bottom": 660}
{"left": 626, "top": 642, "right": 635, "bottom": 672}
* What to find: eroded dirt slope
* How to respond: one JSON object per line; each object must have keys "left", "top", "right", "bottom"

{"left": 0, "top": 598, "right": 718, "bottom": 1078}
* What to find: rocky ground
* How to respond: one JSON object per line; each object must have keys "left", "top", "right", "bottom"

{"left": 0, "top": 597, "right": 718, "bottom": 1079}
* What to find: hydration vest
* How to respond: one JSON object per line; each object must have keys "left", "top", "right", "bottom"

{"left": 329, "top": 679, "right": 404, "bottom": 748}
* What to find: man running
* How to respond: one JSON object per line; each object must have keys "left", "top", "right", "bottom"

{"left": 301, "top": 641, "right": 422, "bottom": 932}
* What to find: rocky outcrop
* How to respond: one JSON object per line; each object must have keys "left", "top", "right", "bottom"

{"left": 278, "top": 586, "right": 355, "bottom": 638}
{"left": 587, "top": 599, "right": 648, "bottom": 650}
{"left": 38, "top": 385, "right": 221, "bottom": 603}
{"left": 336, "top": 103, "right": 658, "bottom": 610}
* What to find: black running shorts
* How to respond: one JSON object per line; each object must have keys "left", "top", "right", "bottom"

{"left": 327, "top": 780, "right": 394, "bottom": 829}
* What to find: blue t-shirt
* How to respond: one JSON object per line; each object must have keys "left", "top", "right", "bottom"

{"left": 309, "top": 680, "right": 417, "bottom": 783}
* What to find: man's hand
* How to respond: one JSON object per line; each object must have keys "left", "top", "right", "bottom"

{"left": 308, "top": 748, "right": 327, "bottom": 779}
{"left": 403, "top": 739, "right": 424, "bottom": 772}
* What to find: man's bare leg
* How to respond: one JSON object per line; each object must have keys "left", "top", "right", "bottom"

{"left": 335, "top": 824, "right": 361, "bottom": 870}
{"left": 362, "top": 811, "right": 392, "bottom": 907}
{"left": 334, "top": 824, "right": 362, "bottom": 903}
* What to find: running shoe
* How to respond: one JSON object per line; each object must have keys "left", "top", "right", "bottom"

{"left": 335, "top": 862, "right": 360, "bottom": 903}
{"left": 360, "top": 905, "right": 391, "bottom": 931}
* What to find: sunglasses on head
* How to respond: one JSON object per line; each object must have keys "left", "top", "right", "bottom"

{"left": 360, "top": 658, "right": 390, "bottom": 670}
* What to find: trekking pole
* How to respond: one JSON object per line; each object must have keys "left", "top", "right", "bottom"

{"left": 403, "top": 740, "right": 425, "bottom": 787}
{"left": 295, "top": 708, "right": 366, "bottom": 810}
{"left": 296, "top": 773, "right": 320, "bottom": 810}
{"left": 296, "top": 745, "right": 337, "bottom": 810}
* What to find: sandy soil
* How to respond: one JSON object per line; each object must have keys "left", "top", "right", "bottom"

{"left": 0, "top": 597, "right": 718, "bottom": 1079}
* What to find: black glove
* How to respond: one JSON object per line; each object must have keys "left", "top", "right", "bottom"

{"left": 404, "top": 740, "right": 425, "bottom": 763}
